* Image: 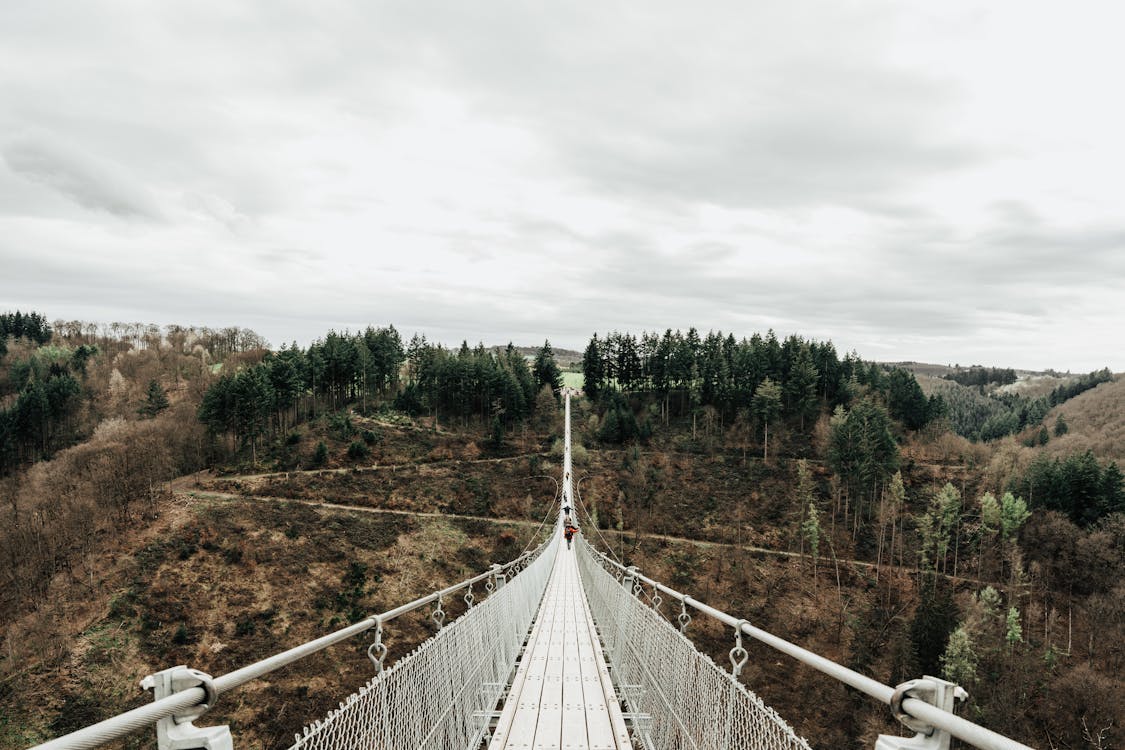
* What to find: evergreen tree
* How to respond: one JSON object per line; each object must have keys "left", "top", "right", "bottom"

{"left": 533, "top": 386, "right": 559, "bottom": 434}
{"left": 998, "top": 492, "right": 1030, "bottom": 541}
{"left": 1005, "top": 607, "right": 1023, "bottom": 653}
{"left": 910, "top": 577, "right": 958, "bottom": 676}
{"left": 785, "top": 345, "right": 819, "bottom": 430}
{"left": 886, "top": 368, "right": 930, "bottom": 430}
{"left": 918, "top": 484, "right": 962, "bottom": 573}
{"left": 979, "top": 492, "right": 1001, "bottom": 535}
{"left": 533, "top": 340, "right": 564, "bottom": 396}
{"left": 139, "top": 379, "right": 170, "bottom": 418}
{"left": 828, "top": 398, "right": 899, "bottom": 524}
{"left": 490, "top": 414, "right": 505, "bottom": 447}
{"left": 940, "top": 626, "right": 978, "bottom": 686}
{"left": 1054, "top": 414, "right": 1069, "bottom": 436}
{"left": 752, "top": 377, "right": 782, "bottom": 459}
{"left": 582, "top": 334, "right": 605, "bottom": 400}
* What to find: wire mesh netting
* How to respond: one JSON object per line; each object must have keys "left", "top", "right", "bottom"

{"left": 576, "top": 537, "right": 812, "bottom": 750}
{"left": 290, "top": 534, "right": 559, "bottom": 750}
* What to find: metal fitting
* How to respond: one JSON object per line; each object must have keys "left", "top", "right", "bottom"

{"left": 729, "top": 620, "right": 750, "bottom": 678}
{"left": 877, "top": 675, "right": 968, "bottom": 750}
{"left": 140, "top": 666, "right": 232, "bottom": 750}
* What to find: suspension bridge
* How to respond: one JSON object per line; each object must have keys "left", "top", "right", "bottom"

{"left": 29, "top": 393, "right": 1034, "bottom": 750}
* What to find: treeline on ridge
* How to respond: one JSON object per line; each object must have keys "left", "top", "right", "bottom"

{"left": 581, "top": 328, "right": 945, "bottom": 432}
{"left": 943, "top": 366, "right": 1018, "bottom": 387}
{"left": 197, "top": 328, "right": 565, "bottom": 454}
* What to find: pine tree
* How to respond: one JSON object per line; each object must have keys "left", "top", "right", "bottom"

{"left": 490, "top": 414, "right": 505, "bottom": 447}
{"left": 533, "top": 340, "right": 564, "bottom": 396}
{"left": 998, "top": 492, "right": 1030, "bottom": 541}
{"left": 1005, "top": 607, "right": 1023, "bottom": 653}
{"left": 533, "top": 386, "right": 559, "bottom": 435}
{"left": 139, "top": 379, "right": 170, "bottom": 418}
{"left": 800, "top": 496, "right": 821, "bottom": 585}
{"left": 940, "top": 626, "right": 978, "bottom": 686}
{"left": 582, "top": 335, "right": 605, "bottom": 400}
{"left": 785, "top": 345, "right": 819, "bottom": 430}
{"left": 752, "top": 377, "right": 781, "bottom": 459}
{"left": 910, "top": 577, "right": 958, "bottom": 676}
{"left": 885, "top": 470, "right": 906, "bottom": 568}
{"left": 1054, "top": 414, "right": 1069, "bottom": 436}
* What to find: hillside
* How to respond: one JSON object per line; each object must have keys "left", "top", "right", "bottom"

{"left": 2, "top": 317, "right": 1121, "bottom": 750}
{"left": 502, "top": 344, "right": 583, "bottom": 368}
{"left": 1, "top": 491, "right": 542, "bottom": 748}
{"left": 1043, "top": 377, "right": 1125, "bottom": 461}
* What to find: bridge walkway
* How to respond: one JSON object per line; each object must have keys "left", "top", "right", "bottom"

{"left": 489, "top": 529, "right": 631, "bottom": 750}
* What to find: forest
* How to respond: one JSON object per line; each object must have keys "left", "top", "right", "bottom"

{"left": 1, "top": 310, "right": 1122, "bottom": 750}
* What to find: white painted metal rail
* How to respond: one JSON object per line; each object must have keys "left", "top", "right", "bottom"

{"left": 579, "top": 539, "right": 1035, "bottom": 750}
{"left": 27, "top": 545, "right": 552, "bottom": 750}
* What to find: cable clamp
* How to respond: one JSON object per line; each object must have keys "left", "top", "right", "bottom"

{"left": 878, "top": 675, "right": 968, "bottom": 750}
{"left": 140, "top": 666, "right": 231, "bottom": 750}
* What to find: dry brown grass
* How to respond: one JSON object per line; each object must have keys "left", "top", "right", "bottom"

{"left": 1, "top": 494, "right": 540, "bottom": 750}
{"left": 1041, "top": 378, "right": 1125, "bottom": 461}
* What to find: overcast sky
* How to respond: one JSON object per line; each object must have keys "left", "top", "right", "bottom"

{"left": 2, "top": 2, "right": 1123, "bottom": 371}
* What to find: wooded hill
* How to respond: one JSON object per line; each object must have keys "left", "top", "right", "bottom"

{"left": 1, "top": 312, "right": 1122, "bottom": 750}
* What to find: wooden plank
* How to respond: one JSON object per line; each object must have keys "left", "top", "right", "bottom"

{"left": 561, "top": 553, "right": 590, "bottom": 750}
{"left": 492, "top": 539, "right": 630, "bottom": 750}
{"left": 577, "top": 566, "right": 633, "bottom": 749}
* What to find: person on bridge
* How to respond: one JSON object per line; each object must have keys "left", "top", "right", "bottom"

{"left": 564, "top": 521, "right": 579, "bottom": 550}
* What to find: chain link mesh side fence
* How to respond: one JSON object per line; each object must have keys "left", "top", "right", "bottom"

{"left": 291, "top": 534, "right": 559, "bottom": 750}
{"left": 576, "top": 538, "right": 812, "bottom": 750}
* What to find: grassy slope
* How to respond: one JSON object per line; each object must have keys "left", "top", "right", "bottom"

{"left": 1043, "top": 377, "right": 1125, "bottom": 461}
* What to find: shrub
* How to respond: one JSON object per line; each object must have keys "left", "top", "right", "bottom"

{"left": 172, "top": 624, "right": 191, "bottom": 645}
{"left": 361, "top": 429, "right": 378, "bottom": 445}
{"left": 285, "top": 432, "right": 301, "bottom": 446}
{"left": 347, "top": 441, "right": 370, "bottom": 459}
{"left": 328, "top": 413, "right": 355, "bottom": 438}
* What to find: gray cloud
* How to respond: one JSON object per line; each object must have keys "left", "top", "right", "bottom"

{"left": 1, "top": 1, "right": 1123, "bottom": 372}
{"left": 3, "top": 137, "right": 161, "bottom": 219}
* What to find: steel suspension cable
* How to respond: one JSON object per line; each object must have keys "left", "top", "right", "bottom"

{"left": 519, "top": 492, "right": 559, "bottom": 557}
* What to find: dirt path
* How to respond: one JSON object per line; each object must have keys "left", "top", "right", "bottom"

{"left": 175, "top": 487, "right": 1011, "bottom": 591}
{"left": 593, "top": 526, "right": 1019, "bottom": 590}
{"left": 211, "top": 451, "right": 547, "bottom": 482}
{"left": 176, "top": 489, "right": 545, "bottom": 528}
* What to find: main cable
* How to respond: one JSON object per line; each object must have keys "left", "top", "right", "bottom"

{"left": 574, "top": 478, "right": 673, "bottom": 622}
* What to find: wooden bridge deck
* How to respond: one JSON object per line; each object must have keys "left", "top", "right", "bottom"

{"left": 488, "top": 535, "right": 631, "bottom": 750}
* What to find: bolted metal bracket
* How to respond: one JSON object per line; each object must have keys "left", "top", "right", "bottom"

{"left": 140, "top": 666, "right": 233, "bottom": 750}
{"left": 875, "top": 675, "right": 968, "bottom": 750}
{"left": 623, "top": 566, "right": 639, "bottom": 596}
{"left": 491, "top": 563, "right": 507, "bottom": 590}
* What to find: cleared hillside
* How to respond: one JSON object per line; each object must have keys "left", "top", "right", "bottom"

{"left": 1043, "top": 377, "right": 1125, "bottom": 461}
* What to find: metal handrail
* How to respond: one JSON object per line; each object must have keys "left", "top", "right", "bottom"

{"left": 582, "top": 541, "right": 1034, "bottom": 750}
{"left": 30, "top": 543, "right": 549, "bottom": 750}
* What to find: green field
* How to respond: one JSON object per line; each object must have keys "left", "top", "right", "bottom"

{"left": 562, "top": 371, "right": 585, "bottom": 390}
